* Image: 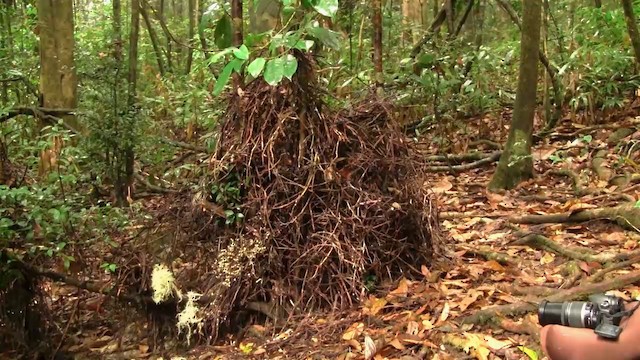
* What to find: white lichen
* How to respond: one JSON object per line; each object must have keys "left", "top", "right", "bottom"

{"left": 151, "top": 264, "right": 178, "bottom": 304}
{"left": 176, "top": 291, "right": 204, "bottom": 345}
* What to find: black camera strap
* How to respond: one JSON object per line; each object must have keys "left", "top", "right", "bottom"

{"left": 612, "top": 300, "right": 640, "bottom": 321}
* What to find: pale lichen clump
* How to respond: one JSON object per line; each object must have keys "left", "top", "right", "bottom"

{"left": 176, "top": 291, "right": 204, "bottom": 345}
{"left": 151, "top": 264, "right": 180, "bottom": 304}
{"left": 214, "top": 234, "right": 267, "bottom": 288}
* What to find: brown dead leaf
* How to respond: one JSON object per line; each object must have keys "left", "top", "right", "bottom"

{"left": 388, "top": 338, "right": 406, "bottom": 350}
{"left": 432, "top": 177, "right": 453, "bottom": 194}
{"left": 406, "top": 321, "right": 420, "bottom": 336}
{"left": 342, "top": 323, "right": 364, "bottom": 341}
{"left": 397, "top": 333, "right": 424, "bottom": 344}
{"left": 253, "top": 347, "right": 266, "bottom": 355}
{"left": 484, "top": 335, "right": 512, "bottom": 350}
{"left": 540, "top": 252, "right": 555, "bottom": 265}
{"left": 484, "top": 260, "right": 505, "bottom": 272}
{"left": 421, "top": 264, "right": 431, "bottom": 278}
{"left": 347, "top": 339, "right": 362, "bottom": 351}
{"left": 138, "top": 344, "right": 149, "bottom": 354}
{"left": 390, "top": 278, "right": 411, "bottom": 296}
{"left": 567, "top": 202, "right": 598, "bottom": 212}
{"left": 437, "top": 302, "right": 450, "bottom": 324}
{"left": 364, "top": 296, "right": 388, "bottom": 316}
{"left": 458, "top": 290, "right": 483, "bottom": 312}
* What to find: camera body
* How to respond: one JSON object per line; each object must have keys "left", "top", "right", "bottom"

{"left": 538, "top": 294, "right": 625, "bottom": 340}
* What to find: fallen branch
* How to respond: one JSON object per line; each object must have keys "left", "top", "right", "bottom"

{"left": 469, "top": 139, "right": 502, "bottom": 150}
{"left": 508, "top": 204, "right": 640, "bottom": 231}
{"left": 460, "top": 268, "right": 640, "bottom": 325}
{"left": 425, "top": 151, "right": 501, "bottom": 173}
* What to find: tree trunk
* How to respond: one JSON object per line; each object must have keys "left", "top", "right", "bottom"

{"left": 184, "top": 0, "right": 195, "bottom": 74}
{"left": 488, "top": 0, "right": 542, "bottom": 191}
{"left": 37, "top": 0, "right": 77, "bottom": 115}
{"left": 621, "top": 0, "right": 640, "bottom": 70}
{"left": 372, "top": 0, "right": 383, "bottom": 89}
{"left": 595, "top": 0, "right": 602, "bottom": 8}
{"left": 197, "top": 0, "right": 216, "bottom": 75}
{"left": 36, "top": 0, "right": 77, "bottom": 175}
{"left": 120, "top": 0, "right": 140, "bottom": 205}
{"left": 231, "top": 0, "right": 243, "bottom": 89}
{"left": 140, "top": 0, "right": 166, "bottom": 76}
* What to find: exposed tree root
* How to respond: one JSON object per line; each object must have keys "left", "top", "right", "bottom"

{"left": 591, "top": 149, "right": 612, "bottom": 182}
{"left": 458, "top": 245, "right": 514, "bottom": 266}
{"left": 512, "top": 233, "right": 640, "bottom": 264}
{"left": 508, "top": 203, "right": 640, "bottom": 231}
{"left": 425, "top": 151, "right": 501, "bottom": 173}
{"left": 582, "top": 255, "right": 640, "bottom": 284}
{"left": 425, "top": 151, "right": 498, "bottom": 163}
{"left": 559, "top": 261, "right": 582, "bottom": 289}
{"left": 469, "top": 139, "right": 502, "bottom": 150}
{"left": 439, "top": 211, "right": 508, "bottom": 220}
{"left": 460, "top": 269, "right": 640, "bottom": 325}
{"left": 547, "top": 168, "right": 595, "bottom": 196}
{"left": 498, "top": 318, "right": 540, "bottom": 343}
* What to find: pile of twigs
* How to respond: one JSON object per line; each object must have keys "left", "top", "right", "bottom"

{"left": 162, "top": 51, "right": 443, "bottom": 339}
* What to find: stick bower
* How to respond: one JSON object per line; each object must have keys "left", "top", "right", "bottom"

{"left": 166, "top": 52, "right": 444, "bottom": 339}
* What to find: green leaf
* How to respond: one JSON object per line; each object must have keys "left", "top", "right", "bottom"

{"left": 210, "top": 48, "right": 234, "bottom": 63}
{"left": 518, "top": 346, "right": 539, "bottom": 360}
{"left": 224, "top": 209, "right": 234, "bottom": 218}
{"left": 294, "top": 39, "right": 315, "bottom": 51}
{"left": 282, "top": 54, "right": 298, "bottom": 80}
{"left": 264, "top": 58, "right": 285, "bottom": 86}
{"left": 306, "top": 26, "right": 341, "bottom": 50}
{"left": 312, "top": 0, "right": 338, "bottom": 17}
{"left": 108, "top": 263, "right": 117, "bottom": 273}
{"left": 214, "top": 14, "right": 233, "bottom": 49}
{"left": 213, "top": 61, "right": 235, "bottom": 95}
{"left": 247, "top": 57, "right": 266, "bottom": 77}
{"left": 635, "top": 200, "right": 640, "bottom": 208}
{"left": 49, "top": 208, "right": 61, "bottom": 222}
{"left": 233, "top": 44, "right": 249, "bottom": 60}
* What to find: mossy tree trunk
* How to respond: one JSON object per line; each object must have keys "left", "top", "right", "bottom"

{"left": 621, "top": 0, "right": 640, "bottom": 69}
{"left": 488, "top": 0, "right": 542, "bottom": 191}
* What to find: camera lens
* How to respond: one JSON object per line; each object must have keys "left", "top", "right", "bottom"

{"left": 538, "top": 300, "right": 596, "bottom": 328}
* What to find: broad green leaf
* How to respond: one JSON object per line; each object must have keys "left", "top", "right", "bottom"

{"left": 214, "top": 14, "right": 233, "bottom": 49}
{"left": 210, "top": 48, "right": 233, "bottom": 63}
{"left": 213, "top": 61, "right": 235, "bottom": 95}
{"left": 264, "top": 58, "right": 285, "bottom": 86}
{"left": 233, "top": 44, "right": 250, "bottom": 60}
{"left": 282, "top": 0, "right": 295, "bottom": 5}
{"left": 247, "top": 57, "right": 266, "bottom": 77}
{"left": 312, "top": 0, "right": 338, "bottom": 17}
{"left": 306, "top": 26, "right": 341, "bottom": 50}
{"left": 635, "top": 200, "right": 640, "bottom": 208}
{"left": 282, "top": 54, "right": 298, "bottom": 80}
{"left": 518, "top": 346, "right": 539, "bottom": 360}
{"left": 294, "top": 39, "right": 315, "bottom": 51}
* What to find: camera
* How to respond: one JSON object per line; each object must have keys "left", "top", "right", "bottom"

{"left": 538, "top": 294, "right": 625, "bottom": 340}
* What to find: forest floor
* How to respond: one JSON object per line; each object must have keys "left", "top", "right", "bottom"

{"left": 14, "top": 109, "right": 640, "bottom": 360}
